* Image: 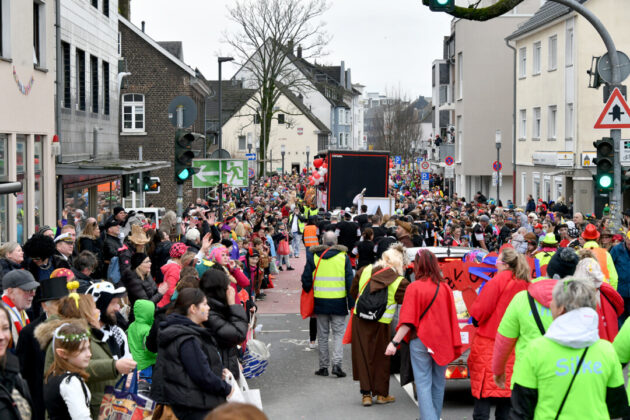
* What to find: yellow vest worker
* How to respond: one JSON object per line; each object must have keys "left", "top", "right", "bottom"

{"left": 353, "top": 264, "right": 403, "bottom": 324}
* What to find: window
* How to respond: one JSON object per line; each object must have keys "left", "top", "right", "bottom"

{"left": 521, "top": 172, "right": 527, "bottom": 206}
{"left": 103, "top": 0, "right": 109, "bottom": 17}
{"left": 519, "top": 109, "right": 527, "bottom": 139}
{"left": 76, "top": 48, "right": 86, "bottom": 111}
{"left": 91, "top": 0, "right": 97, "bottom": 7}
{"left": 277, "top": 114, "right": 285, "bottom": 124}
{"left": 519, "top": 47, "right": 526, "bottom": 78}
{"left": 122, "top": 94, "right": 145, "bottom": 132}
{"left": 565, "top": 28, "right": 573, "bottom": 67}
{"left": 457, "top": 115, "right": 463, "bottom": 159}
{"left": 117, "top": 31, "right": 121, "bottom": 56}
{"left": 238, "top": 135, "right": 246, "bottom": 150}
{"left": 346, "top": 110, "right": 351, "bottom": 124}
{"left": 548, "top": 35, "right": 557, "bottom": 70}
{"left": 90, "top": 55, "right": 98, "bottom": 113}
{"left": 16, "top": 135, "right": 26, "bottom": 245}
{"left": 565, "top": 103, "right": 574, "bottom": 139}
{"left": 102, "top": 61, "right": 110, "bottom": 115}
{"left": 533, "top": 107, "right": 541, "bottom": 139}
{"left": 62, "top": 42, "right": 71, "bottom": 108}
{"left": 254, "top": 113, "right": 260, "bottom": 124}
{"left": 533, "top": 174, "right": 541, "bottom": 201}
{"left": 33, "top": 1, "right": 42, "bottom": 66}
{"left": 338, "top": 108, "right": 344, "bottom": 124}
{"left": 548, "top": 106, "right": 557, "bottom": 139}
{"left": 34, "top": 135, "right": 42, "bottom": 229}
{"left": 457, "top": 52, "right": 463, "bottom": 99}
{"left": 533, "top": 42, "right": 541, "bottom": 74}
{"left": 338, "top": 133, "right": 344, "bottom": 147}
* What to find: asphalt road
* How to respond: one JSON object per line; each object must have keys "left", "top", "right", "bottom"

{"left": 247, "top": 249, "right": 477, "bottom": 420}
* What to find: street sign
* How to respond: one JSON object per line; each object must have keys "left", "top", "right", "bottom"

{"left": 246, "top": 153, "right": 256, "bottom": 161}
{"left": 421, "top": 172, "right": 430, "bottom": 181}
{"left": 192, "top": 159, "right": 248, "bottom": 188}
{"left": 248, "top": 167, "right": 255, "bottom": 178}
{"left": 445, "top": 156, "right": 454, "bottom": 166}
{"left": 597, "top": 52, "right": 630, "bottom": 84}
{"left": 595, "top": 88, "right": 630, "bottom": 129}
{"left": 621, "top": 140, "right": 630, "bottom": 165}
{"left": 394, "top": 156, "right": 402, "bottom": 165}
{"left": 492, "top": 172, "right": 503, "bottom": 187}
{"left": 297, "top": 127, "right": 303, "bottom": 135}
{"left": 416, "top": 157, "right": 423, "bottom": 165}
{"left": 421, "top": 161, "right": 430, "bottom": 171}
{"left": 581, "top": 152, "right": 597, "bottom": 167}
{"left": 421, "top": 190, "right": 429, "bottom": 196}
{"left": 167, "top": 96, "right": 197, "bottom": 128}
{"left": 445, "top": 166, "right": 454, "bottom": 178}
{"left": 492, "top": 161, "right": 503, "bottom": 171}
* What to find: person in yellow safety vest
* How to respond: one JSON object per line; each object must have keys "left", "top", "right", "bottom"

{"left": 580, "top": 224, "right": 618, "bottom": 290}
{"left": 534, "top": 232, "right": 558, "bottom": 268}
{"left": 349, "top": 244, "right": 409, "bottom": 406}
{"left": 301, "top": 232, "right": 354, "bottom": 378}
{"left": 304, "top": 204, "right": 319, "bottom": 220}
{"left": 303, "top": 217, "right": 320, "bottom": 250}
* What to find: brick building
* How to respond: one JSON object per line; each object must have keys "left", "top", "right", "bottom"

{"left": 118, "top": 17, "right": 211, "bottom": 209}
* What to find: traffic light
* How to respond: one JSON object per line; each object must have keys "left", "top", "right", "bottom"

{"left": 622, "top": 169, "right": 630, "bottom": 191}
{"left": 174, "top": 129, "right": 204, "bottom": 184}
{"left": 142, "top": 173, "right": 160, "bottom": 192}
{"left": 429, "top": 0, "right": 455, "bottom": 12}
{"left": 122, "top": 173, "right": 139, "bottom": 197}
{"left": 593, "top": 137, "right": 614, "bottom": 193}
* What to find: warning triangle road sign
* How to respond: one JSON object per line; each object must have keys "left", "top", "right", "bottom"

{"left": 595, "top": 87, "right": 630, "bottom": 129}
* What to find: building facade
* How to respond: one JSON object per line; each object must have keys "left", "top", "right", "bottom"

{"left": 507, "top": 0, "right": 630, "bottom": 213}
{"left": 0, "top": 0, "right": 57, "bottom": 243}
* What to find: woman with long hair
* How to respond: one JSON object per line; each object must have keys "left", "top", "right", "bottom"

{"left": 0, "top": 305, "right": 32, "bottom": 419}
{"left": 0, "top": 241, "right": 24, "bottom": 283}
{"left": 385, "top": 249, "right": 462, "bottom": 420}
{"left": 468, "top": 247, "right": 530, "bottom": 420}
{"left": 152, "top": 288, "right": 234, "bottom": 420}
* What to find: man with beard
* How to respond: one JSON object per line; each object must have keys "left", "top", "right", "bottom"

{"left": 2, "top": 270, "right": 40, "bottom": 348}
{"left": 89, "top": 282, "right": 131, "bottom": 359}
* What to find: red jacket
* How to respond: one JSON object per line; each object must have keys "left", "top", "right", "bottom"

{"left": 397, "top": 278, "right": 463, "bottom": 366}
{"left": 158, "top": 261, "right": 181, "bottom": 307}
{"left": 598, "top": 282, "right": 623, "bottom": 341}
{"left": 469, "top": 270, "right": 529, "bottom": 339}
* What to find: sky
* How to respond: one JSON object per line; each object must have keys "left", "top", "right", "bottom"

{"left": 130, "top": 0, "right": 453, "bottom": 99}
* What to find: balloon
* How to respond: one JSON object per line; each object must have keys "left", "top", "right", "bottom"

{"left": 322, "top": 162, "right": 328, "bottom": 169}
{"left": 318, "top": 177, "right": 324, "bottom": 184}
{"left": 319, "top": 167, "right": 327, "bottom": 176}
{"left": 313, "top": 172, "right": 321, "bottom": 179}
{"left": 313, "top": 158, "right": 324, "bottom": 168}
{"left": 309, "top": 179, "right": 316, "bottom": 186}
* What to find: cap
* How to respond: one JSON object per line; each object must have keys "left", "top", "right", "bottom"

{"left": 54, "top": 233, "right": 74, "bottom": 243}
{"left": 581, "top": 224, "right": 600, "bottom": 241}
{"left": 113, "top": 206, "right": 126, "bottom": 217}
{"left": 86, "top": 281, "right": 126, "bottom": 301}
{"left": 2, "top": 270, "right": 40, "bottom": 291}
{"left": 528, "top": 213, "right": 538, "bottom": 219}
{"left": 534, "top": 223, "right": 543, "bottom": 230}
{"left": 130, "top": 253, "right": 148, "bottom": 271}
{"left": 169, "top": 242, "right": 188, "bottom": 259}
{"left": 479, "top": 215, "right": 490, "bottom": 223}
{"left": 221, "top": 225, "right": 232, "bottom": 232}
{"left": 104, "top": 218, "right": 119, "bottom": 230}
{"left": 39, "top": 225, "right": 53, "bottom": 235}
{"left": 541, "top": 232, "right": 558, "bottom": 245}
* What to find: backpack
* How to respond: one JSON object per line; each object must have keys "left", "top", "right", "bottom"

{"left": 107, "top": 256, "right": 121, "bottom": 284}
{"left": 355, "top": 267, "right": 389, "bottom": 321}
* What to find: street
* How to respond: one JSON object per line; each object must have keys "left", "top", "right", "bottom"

{"left": 250, "top": 251, "right": 475, "bottom": 420}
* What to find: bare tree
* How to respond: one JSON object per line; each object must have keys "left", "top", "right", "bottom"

{"left": 371, "top": 93, "right": 422, "bottom": 159}
{"left": 421, "top": 0, "right": 523, "bottom": 21}
{"left": 224, "top": 0, "right": 330, "bottom": 174}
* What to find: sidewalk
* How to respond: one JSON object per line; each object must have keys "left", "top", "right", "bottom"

{"left": 256, "top": 248, "right": 306, "bottom": 314}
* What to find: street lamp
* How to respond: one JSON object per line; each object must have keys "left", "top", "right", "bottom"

{"left": 305, "top": 145, "right": 310, "bottom": 174}
{"left": 496, "top": 129, "right": 502, "bottom": 205}
{"left": 247, "top": 137, "right": 253, "bottom": 204}
{"left": 281, "top": 144, "right": 286, "bottom": 175}
{"left": 217, "top": 56, "right": 234, "bottom": 222}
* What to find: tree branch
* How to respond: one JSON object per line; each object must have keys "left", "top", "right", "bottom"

{"left": 421, "top": 0, "right": 525, "bottom": 21}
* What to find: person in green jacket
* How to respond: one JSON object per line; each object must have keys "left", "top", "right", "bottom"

{"left": 511, "top": 277, "right": 628, "bottom": 419}
{"left": 128, "top": 300, "right": 156, "bottom": 384}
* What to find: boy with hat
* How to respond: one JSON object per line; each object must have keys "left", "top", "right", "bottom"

{"left": 534, "top": 233, "right": 558, "bottom": 267}
{"left": 2, "top": 270, "right": 40, "bottom": 347}
{"left": 581, "top": 224, "right": 618, "bottom": 289}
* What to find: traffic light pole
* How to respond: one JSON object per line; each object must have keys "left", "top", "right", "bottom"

{"left": 548, "top": 0, "right": 624, "bottom": 229}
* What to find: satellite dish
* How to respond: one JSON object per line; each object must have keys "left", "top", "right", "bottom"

{"left": 168, "top": 96, "right": 198, "bottom": 128}
{"left": 210, "top": 149, "right": 231, "bottom": 159}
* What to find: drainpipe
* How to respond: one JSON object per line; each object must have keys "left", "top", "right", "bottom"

{"left": 55, "top": 0, "right": 64, "bottom": 222}
{"left": 505, "top": 38, "right": 517, "bottom": 205}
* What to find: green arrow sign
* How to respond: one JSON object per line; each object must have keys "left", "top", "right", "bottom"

{"left": 192, "top": 159, "right": 248, "bottom": 188}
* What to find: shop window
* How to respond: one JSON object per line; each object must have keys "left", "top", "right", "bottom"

{"left": 16, "top": 135, "right": 26, "bottom": 245}
{"left": 34, "top": 135, "right": 42, "bottom": 230}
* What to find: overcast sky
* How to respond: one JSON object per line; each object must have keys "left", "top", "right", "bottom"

{"left": 130, "top": 0, "right": 452, "bottom": 99}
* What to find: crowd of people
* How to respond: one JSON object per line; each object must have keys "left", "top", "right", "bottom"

{"left": 1, "top": 168, "right": 630, "bottom": 419}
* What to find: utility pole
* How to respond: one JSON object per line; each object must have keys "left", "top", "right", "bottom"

{"left": 217, "top": 57, "right": 234, "bottom": 222}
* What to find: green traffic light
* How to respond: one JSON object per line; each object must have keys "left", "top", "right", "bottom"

{"left": 599, "top": 174, "right": 613, "bottom": 188}
{"left": 436, "top": 0, "right": 449, "bottom": 3}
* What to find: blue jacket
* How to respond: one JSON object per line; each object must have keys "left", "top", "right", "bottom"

{"left": 301, "top": 245, "right": 354, "bottom": 316}
{"left": 611, "top": 242, "right": 630, "bottom": 297}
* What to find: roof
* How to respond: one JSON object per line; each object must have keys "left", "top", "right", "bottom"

{"left": 507, "top": 0, "right": 587, "bottom": 40}
{"left": 204, "top": 80, "right": 257, "bottom": 128}
{"left": 277, "top": 85, "right": 330, "bottom": 133}
{"left": 157, "top": 42, "right": 183, "bottom": 61}
{"left": 119, "top": 16, "right": 195, "bottom": 76}
{"left": 56, "top": 159, "right": 171, "bottom": 176}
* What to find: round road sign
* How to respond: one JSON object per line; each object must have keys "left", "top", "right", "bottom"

{"left": 421, "top": 161, "right": 430, "bottom": 171}
{"left": 248, "top": 168, "right": 255, "bottom": 178}
{"left": 445, "top": 156, "right": 454, "bottom": 166}
{"left": 422, "top": 190, "right": 429, "bottom": 196}
{"left": 493, "top": 161, "right": 503, "bottom": 171}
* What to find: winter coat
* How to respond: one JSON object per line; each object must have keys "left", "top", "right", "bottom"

{"left": 36, "top": 319, "right": 120, "bottom": 419}
{"left": 203, "top": 297, "right": 248, "bottom": 379}
{"left": 0, "top": 352, "right": 32, "bottom": 420}
{"left": 15, "top": 312, "right": 47, "bottom": 420}
{"left": 151, "top": 313, "right": 231, "bottom": 411}
{"left": 610, "top": 242, "right": 630, "bottom": 298}
{"left": 102, "top": 234, "right": 121, "bottom": 264}
{"left": 121, "top": 268, "right": 162, "bottom": 307}
{"left": 128, "top": 300, "right": 157, "bottom": 371}
{"left": 0, "top": 258, "right": 22, "bottom": 292}
{"left": 77, "top": 236, "right": 105, "bottom": 278}
{"left": 158, "top": 261, "right": 181, "bottom": 307}
{"left": 511, "top": 308, "right": 628, "bottom": 420}
{"left": 151, "top": 241, "right": 172, "bottom": 284}
{"left": 301, "top": 244, "right": 354, "bottom": 316}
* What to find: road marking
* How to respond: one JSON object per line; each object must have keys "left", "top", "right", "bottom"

{"left": 280, "top": 338, "right": 311, "bottom": 346}
{"left": 260, "top": 330, "right": 291, "bottom": 333}
{"left": 394, "top": 374, "right": 418, "bottom": 407}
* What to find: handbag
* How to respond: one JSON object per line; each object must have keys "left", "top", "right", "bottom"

{"left": 300, "top": 247, "right": 331, "bottom": 320}
{"left": 99, "top": 370, "right": 155, "bottom": 420}
{"left": 241, "top": 337, "right": 271, "bottom": 379}
{"left": 269, "top": 257, "right": 279, "bottom": 276}
{"left": 226, "top": 365, "right": 263, "bottom": 410}
{"left": 278, "top": 239, "right": 290, "bottom": 256}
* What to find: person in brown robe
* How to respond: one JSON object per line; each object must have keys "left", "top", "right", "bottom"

{"left": 350, "top": 243, "right": 409, "bottom": 406}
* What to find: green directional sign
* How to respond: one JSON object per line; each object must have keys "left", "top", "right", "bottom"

{"left": 192, "top": 159, "right": 248, "bottom": 188}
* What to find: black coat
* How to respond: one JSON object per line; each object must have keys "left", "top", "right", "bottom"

{"left": 121, "top": 268, "right": 162, "bottom": 307}
{"left": 151, "top": 241, "right": 172, "bottom": 284}
{"left": 77, "top": 236, "right": 105, "bottom": 278}
{"left": 0, "top": 353, "right": 32, "bottom": 420}
{"left": 15, "top": 313, "right": 46, "bottom": 420}
{"left": 102, "top": 234, "right": 122, "bottom": 264}
{"left": 203, "top": 298, "right": 248, "bottom": 379}
{"left": 0, "top": 259, "right": 22, "bottom": 292}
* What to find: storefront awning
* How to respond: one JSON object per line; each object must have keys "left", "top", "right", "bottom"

{"left": 56, "top": 159, "right": 170, "bottom": 176}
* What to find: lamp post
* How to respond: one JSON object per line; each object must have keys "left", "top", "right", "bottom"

{"left": 496, "top": 129, "right": 502, "bottom": 205}
{"left": 305, "top": 145, "right": 310, "bottom": 175}
{"left": 281, "top": 144, "right": 286, "bottom": 175}
{"left": 217, "top": 56, "right": 234, "bottom": 222}
{"left": 247, "top": 138, "right": 253, "bottom": 204}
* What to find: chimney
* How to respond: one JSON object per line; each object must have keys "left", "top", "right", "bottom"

{"left": 297, "top": 45, "right": 302, "bottom": 59}
{"left": 340, "top": 61, "right": 345, "bottom": 88}
{"left": 287, "top": 40, "right": 294, "bottom": 55}
{"left": 346, "top": 68, "right": 352, "bottom": 89}
{"left": 141, "top": 21, "right": 145, "bottom": 32}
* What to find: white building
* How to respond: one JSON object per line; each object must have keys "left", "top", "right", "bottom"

{"left": 0, "top": 0, "right": 57, "bottom": 243}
